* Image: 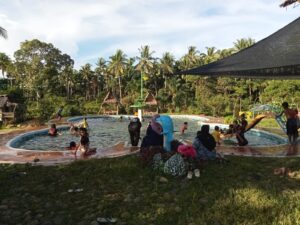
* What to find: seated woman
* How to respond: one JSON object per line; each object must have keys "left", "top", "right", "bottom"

{"left": 192, "top": 125, "right": 217, "bottom": 160}
{"left": 48, "top": 124, "right": 59, "bottom": 136}
{"left": 141, "top": 115, "right": 164, "bottom": 148}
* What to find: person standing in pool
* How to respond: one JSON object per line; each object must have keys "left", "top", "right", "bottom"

{"left": 128, "top": 117, "right": 142, "bottom": 146}
{"left": 48, "top": 124, "right": 60, "bottom": 136}
{"left": 180, "top": 122, "right": 188, "bottom": 134}
{"left": 278, "top": 102, "right": 299, "bottom": 145}
{"left": 233, "top": 116, "right": 248, "bottom": 146}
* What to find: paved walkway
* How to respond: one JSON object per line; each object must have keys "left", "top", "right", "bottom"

{"left": 0, "top": 117, "right": 299, "bottom": 165}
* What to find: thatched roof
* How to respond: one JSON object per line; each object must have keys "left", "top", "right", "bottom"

{"left": 144, "top": 93, "right": 158, "bottom": 106}
{"left": 177, "top": 17, "right": 300, "bottom": 79}
{"left": 280, "top": 0, "right": 300, "bottom": 7}
{"left": 101, "top": 92, "right": 119, "bottom": 105}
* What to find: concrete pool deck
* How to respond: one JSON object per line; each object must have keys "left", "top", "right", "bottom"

{"left": 0, "top": 117, "right": 299, "bottom": 165}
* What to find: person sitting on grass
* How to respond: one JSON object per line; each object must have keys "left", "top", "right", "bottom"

{"left": 193, "top": 125, "right": 217, "bottom": 160}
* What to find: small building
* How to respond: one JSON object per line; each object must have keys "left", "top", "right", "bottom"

{"left": 0, "top": 95, "right": 18, "bottom": 123}
{"left": 99, "top": 92, "right": 119, "bottom": 115}
{"left": 143, "top": 93, "right": 158, "bottom": 116}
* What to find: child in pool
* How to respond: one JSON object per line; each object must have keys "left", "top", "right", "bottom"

{"left": 180, "top": 122, "right": 188, "bottom": 134}
{"left": 65, "top": 141, "right": 77, "bottom": 151}
{"left": 75, "top": 128, "right": 96, "bottom": 156}
{"left": 48, "top": 124, "right": 60, "bottom": 136}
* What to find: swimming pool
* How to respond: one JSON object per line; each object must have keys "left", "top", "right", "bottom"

{"left": 7, "top": 115, "right": 287, "bottom": 151}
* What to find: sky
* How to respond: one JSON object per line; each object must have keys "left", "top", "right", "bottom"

{"left": 0, "top": 0, "right": 299, "bottom": 69}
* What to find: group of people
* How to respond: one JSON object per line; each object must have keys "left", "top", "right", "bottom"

{"left": 139, "top": 116, "right": 225, "bottom": 179}
{"left": 48, "top": 117, "right": 95, "bottom": 156}
{"left": 49, "top": 100, "right": 298, "bottom": 162}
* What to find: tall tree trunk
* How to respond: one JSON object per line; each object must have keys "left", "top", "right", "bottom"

{"left": 118, "top": 76, "right": 122, "bottom": 103}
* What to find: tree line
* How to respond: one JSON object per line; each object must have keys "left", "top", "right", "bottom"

{"left": 0, "top": 38, "right": 299, "bottom": 121}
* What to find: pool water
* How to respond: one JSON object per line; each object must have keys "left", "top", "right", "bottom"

{"left": 15, "top": 117, "right": 287, "bottom": 151}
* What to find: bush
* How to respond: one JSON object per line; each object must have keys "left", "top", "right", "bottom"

{"left": 224, "top": 115, "right": 234, "bottom": 124}
{"left": 83, "top": 101, "right": 100, "bottom": 114}
{"left": 63, "top": 105, "right": 82, "bottom": 116}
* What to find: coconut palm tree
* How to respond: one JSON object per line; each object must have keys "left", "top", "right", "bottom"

{"left": 0, "top": 27, "right": 7, "bottom": 39}
{"left": 108, "top": 49, "right": 127, "bottom": 101}
{"left": 79, "top": 63, "right": 94, "bottom": 100}
{"left": 136, "top": 45, "right": 155, "bottom": 98}
{"left": 95, "top": 57, "right": 107, "bottom": 92}
{"left": 233, "top": 38, "right": 255, "bottom": 52}
{"left": 201, "top": 47, "right": 219, "bottom": 64}
{"left": 160, "top": 52, "right": 175, "bottom": 89}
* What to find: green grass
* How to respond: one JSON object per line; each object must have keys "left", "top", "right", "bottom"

{"left": 1, "top": 155, "right": 300, "bottom": 225}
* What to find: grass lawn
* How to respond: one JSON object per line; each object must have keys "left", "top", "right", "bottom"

{"left": 1, "top": 155, "right": 300, "bottom": 225}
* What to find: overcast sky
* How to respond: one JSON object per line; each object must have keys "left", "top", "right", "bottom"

{"left": 0, "top": 0, "right": 299, "bottom": 68}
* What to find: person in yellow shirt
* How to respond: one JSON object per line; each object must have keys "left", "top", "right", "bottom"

{"left": 211, "top": 126, "right": 221, "bottom": 145}
{"left": 77, "top": 117, "right": 89, "bottom": 130}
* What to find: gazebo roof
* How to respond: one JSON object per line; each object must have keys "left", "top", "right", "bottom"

{"left": 144, "top": 93, "right": 157, "bottom": 106}
{"left": 101, "top": 92, "right": 119, "bottom": 105}
{"left": 178, "top": 17, "right": 300, "bottom": 79}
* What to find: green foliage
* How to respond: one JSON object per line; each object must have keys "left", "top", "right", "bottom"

{"left": 4, "top": 38, "right": 300, "bottom": 120}
{"left": 63, "top": 104, "right": 82, "bottom": 116}
{"left": 224, "top": 115, "right": 235, "bottom": 124}
{"left": 29, "top": 99, "right": 55, "bottom": 121}
{"left": 6, "top": 87, "right": 26, "bottom": 103}
{"left": 83, "top": 100, "right": 100, "bottom": 114}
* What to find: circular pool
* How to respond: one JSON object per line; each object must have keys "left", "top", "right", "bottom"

{"left": 7, "top": 115, "right": 287, "bottom": 151}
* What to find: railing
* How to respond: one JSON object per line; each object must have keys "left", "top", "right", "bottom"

{"left": 2, "top": 112, "right": 15, "bottom": 118}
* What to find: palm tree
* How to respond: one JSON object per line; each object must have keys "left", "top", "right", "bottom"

{"left": 108, "top": 49, "right": 127, "bottom": 101}
{"left": 217, "top": 48, "right": 234, "bottom": 59}
{"left": 136, "top": 45, "right": 155, "bottom": 98}
{"left": 79, "top": 63, "right": 94, "bottom": 100}
{"left": 201, "top": 47, "right": 219, "bottom": 64}
{"left": 0, "top": 27, "right": 7, "bottom": 39}
{"left": 233, "top": 38, "right": 255, "bottom": 52}
{"left": 95, "top": 57, "right": 107, "bottom": 92}
{"left": 160, "top": 52, "right": 175, "bottom": 89}
{"left": 185, "top": 46, "right": 200, "bottom": 68}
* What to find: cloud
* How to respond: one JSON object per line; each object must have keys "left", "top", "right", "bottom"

{"left": 0, "top": 0, "right": 298, "bottom": 68}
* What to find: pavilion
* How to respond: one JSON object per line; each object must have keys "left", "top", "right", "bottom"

{"left": 178, "top": 17, "right": 300, "bottom": 79}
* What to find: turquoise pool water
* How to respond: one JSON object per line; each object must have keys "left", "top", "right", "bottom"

{"left": 9, "top": 116, "right": 287, "bottom": 151}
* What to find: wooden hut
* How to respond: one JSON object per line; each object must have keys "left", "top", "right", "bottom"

{"left": 0, "top": 95, "right": 18, "bottom": 123}
{"left": 99, "top": 92, "right": 119, "bottom": 115}
{"left": 143, "top": 93, "right": 158, "bottom": 116}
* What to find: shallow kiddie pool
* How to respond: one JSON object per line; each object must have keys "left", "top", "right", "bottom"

{"left": 7, "top": 115, "right": 287, "bottom": 151}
